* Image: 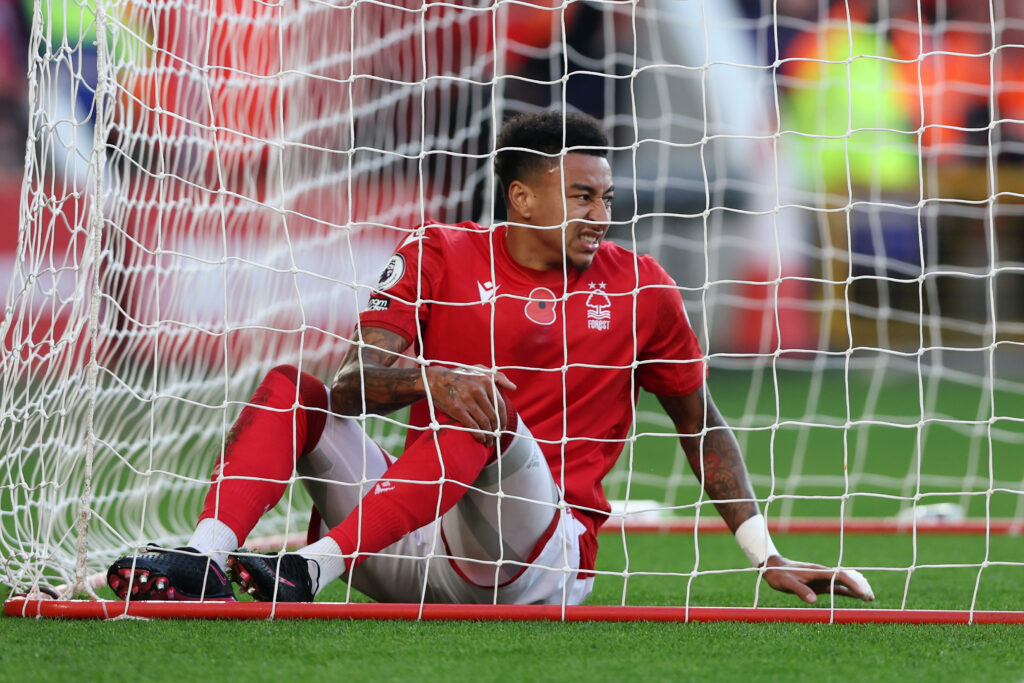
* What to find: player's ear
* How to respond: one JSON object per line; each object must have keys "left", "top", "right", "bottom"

{"left": 507, "top": 179, "right": 532, "bottom": 221}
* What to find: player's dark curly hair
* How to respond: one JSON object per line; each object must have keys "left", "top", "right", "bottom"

{"left": 494, "top": 111, "right": 608, "bottom": 208}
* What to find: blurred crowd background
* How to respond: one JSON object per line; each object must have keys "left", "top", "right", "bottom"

{"left": 2, "top": 0, "right": 1023, "bottom": 356}
{"left": 0, "top": 0, "right": 28, "bottom": 238}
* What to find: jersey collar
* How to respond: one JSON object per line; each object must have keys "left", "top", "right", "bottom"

{"left": 494, "top": 224, "right": 586, "bottom": 290}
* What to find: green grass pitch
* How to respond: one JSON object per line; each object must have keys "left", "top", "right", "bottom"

{"left": 3, "top": 366, "right": 1024, "bottom": 680}
{"left": 3, "top": 532, "right": 1024, "bottom": 683}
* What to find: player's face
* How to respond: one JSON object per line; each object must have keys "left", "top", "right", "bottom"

{"left": 525, "top": 153, "right": 614, "bottom": 271}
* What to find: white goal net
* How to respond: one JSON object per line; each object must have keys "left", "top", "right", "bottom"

{"left": 3, "top": 0, "right": 1024, "bottom": 608}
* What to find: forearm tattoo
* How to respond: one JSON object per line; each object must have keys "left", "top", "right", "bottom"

{"left": 678, "top": 399, "right": 760, "bottom": 533}
{"left": 331, "top": 327, "right": 423, "bottom": 416}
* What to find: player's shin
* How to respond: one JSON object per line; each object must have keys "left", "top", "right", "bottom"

{"left": 197, "top": 364, "right": 328, "bottom": 550}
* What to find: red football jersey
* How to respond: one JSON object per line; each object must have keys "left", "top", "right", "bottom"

{"left": 359, "top": 222, "right": 705, "bottom": 570}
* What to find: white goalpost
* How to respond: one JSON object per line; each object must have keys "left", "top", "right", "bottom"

{"left": 3, "top": 0, "right": 1024, "bottom": 621}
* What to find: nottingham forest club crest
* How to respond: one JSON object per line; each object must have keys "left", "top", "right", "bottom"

{"left": 585, "top": 282, "right": 611, "bottom": 331}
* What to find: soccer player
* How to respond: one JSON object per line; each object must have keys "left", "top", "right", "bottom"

{"left": 107, "top": 111, "right": 874, "bottom": 606}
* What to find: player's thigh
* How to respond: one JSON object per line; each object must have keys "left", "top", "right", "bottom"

{"left": 296, "top": 413, "right": 393, "bottom": 527}
{"left": 350, "top": 510, "right": 593, "bottom": 605}
{"left": 440, "top": 418, "right": 561, "bottom": 587}
{"left": 495, "top": 507, "right": 593, "bottom": 606}
{"left": 344, "top": 521, "right": 458, "bottom": 603}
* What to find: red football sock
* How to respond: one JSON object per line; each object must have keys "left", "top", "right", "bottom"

{"left": 199, "top": 364, "right": 328, "bottom": 542}
{"left": 327, "top": 408, "right": 518, "bottom": 569}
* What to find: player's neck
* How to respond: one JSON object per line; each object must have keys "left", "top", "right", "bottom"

{"left": 504, "top": 224, "right": 564, "bottom": 273}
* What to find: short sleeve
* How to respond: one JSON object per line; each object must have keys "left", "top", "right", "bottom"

{"left": 358, "top": 227, "right": 444, "bottom": 344}
{"left": 635, "top": 260, "right": 706, "bottom": 396}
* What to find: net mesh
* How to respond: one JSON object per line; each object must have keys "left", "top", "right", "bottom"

{"left": 2, "top": 0, "right": 1023, "bottom": 605}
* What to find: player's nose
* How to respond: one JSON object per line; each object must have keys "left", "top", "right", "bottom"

{"left": 587, "top": 198, "right": 610, "bottom": 227}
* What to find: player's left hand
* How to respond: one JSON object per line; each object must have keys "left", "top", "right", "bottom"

{"left": 761, "top": 555, "right": 875, "bottom": 604}
{"left": 425, "top": 365, "right": 517, "bottom": 447}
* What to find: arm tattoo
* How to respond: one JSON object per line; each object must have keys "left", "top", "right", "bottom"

{"left": 660, "top": 392, "right": 760, "bottom": 533}
{"left": 330, "top": 326, "right": 424, "bottom": 416}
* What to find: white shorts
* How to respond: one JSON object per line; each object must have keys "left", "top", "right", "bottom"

{"left": 296, "top": 410, "right": 594, "bottom": 606}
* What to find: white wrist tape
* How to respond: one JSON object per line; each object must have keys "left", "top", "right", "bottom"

{"left": 734, "top": 514, "right": 779, "bottom": 567}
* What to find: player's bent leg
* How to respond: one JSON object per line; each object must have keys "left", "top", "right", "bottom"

{"left": 107, "top": 546, "right": 236, "bottom": 601}
{"left": 307, "top": 418, "right": 497, "bottom": 597}
{"left": 279, "top": 412, "right": 501, "bottom": 602}
{"left": 345, "top": 508, "right": 592, "bottom": 605}
{"left": 226, "top": 412, "right": 396, "bottom": 602}
{"left": 295, "top": 412, "right": 393, "bottom": 531}
{"left": 197, "top": 364, "right": 329, "bottom": 545}
{"left": 438, "top": 418, "right": 592, "bottom": 605}
{"left": 108, "top": 364, "right": 328, "bottom": 602}
{"left": 231, "top": 397, "right": 585, "bottom": 605}
{"left": 339, "top": 418, "right": 593, "bottom": 605}
{"left": 440, "top": 417, "right": 559, "bottom": 587}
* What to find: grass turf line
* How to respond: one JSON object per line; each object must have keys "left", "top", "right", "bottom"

{"left": 1, "top": 618, "right": 1023, "bottom": 683}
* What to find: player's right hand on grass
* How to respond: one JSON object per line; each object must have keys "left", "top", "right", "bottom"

{"left": 762, "top": 555, "right": 875, "bottom": 604}
{"left": 425, "top": 365, "right": 517, "bottom": 446}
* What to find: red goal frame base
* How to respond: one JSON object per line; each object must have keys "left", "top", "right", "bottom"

{"left": 5, "top": 599, "right": 1024, "bottom": 624}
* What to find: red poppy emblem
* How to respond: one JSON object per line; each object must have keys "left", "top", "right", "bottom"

{"left": 524, "top": 287, "right": 558, "bottom": 325}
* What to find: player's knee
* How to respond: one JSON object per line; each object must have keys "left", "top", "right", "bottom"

{"left": 263, "top": 364, "right": 328, "bottom": 455}
{"left": 266, "top": 364, "right": 301, "bottom": 391}
{"left": 495, "top": 388, "right": 520, "bottom": 455}
{"left": 497, "top": 388, "right": 518, "bottom": 431}
{"left": 266, "top": 364, "right": 328, "bottom": 412}
{"left": 260, "top": 364, "right": 301, "bottom": 407}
